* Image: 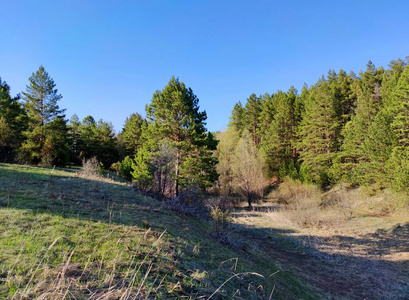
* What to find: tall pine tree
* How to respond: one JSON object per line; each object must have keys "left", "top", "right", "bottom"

{"left": 297, "top": 75, "right": 342, "bottom": 184}
{"left": 20, "top": 66, "right": 69, "bottom": 166}
{"left": 0, "top": 78, "right": 27, "bottom": 161}
{"left": 145, "top": 76, "right": 218, "bottom": 197}
{"left": 341, "top": 62, "right": 384, "bottom": 184}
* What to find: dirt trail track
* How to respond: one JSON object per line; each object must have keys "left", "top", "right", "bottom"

{"left": 234, "top": 211, "right": 409, "bottom": 299}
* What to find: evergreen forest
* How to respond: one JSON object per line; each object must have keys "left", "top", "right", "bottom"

{"left": 1, "top": 58, "right": 409, "bottom": 199}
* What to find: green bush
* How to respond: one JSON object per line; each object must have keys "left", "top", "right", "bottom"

{"left": 119, "top": 155, "right": 134, "bottom": 181}
{"left": 279, "top": 160, "right": 299, "bottom": 181}
{"left": 131, "top": 149, "right": 153, "bottom": 191}
{"left": 387, "top": 148, "right": 409, "bottom": 193}
{"left": 299, "top": 163, "right": 313, "bottom": 184}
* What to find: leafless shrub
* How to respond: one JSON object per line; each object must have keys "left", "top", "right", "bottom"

{"left": 163, "top": 185, "right": 205, "bottom": 215}
{"left": 80, "top": 157, "right": 104, "bottom": 178}
{"left": 274, "top": 179, "right": 348, "bottom": 229}
{"left": 205, "top": 196, "right": 235, "bottom": 211}
{"left": 150, "top": 141, "right": 175, "bottom": 197}
{"left": 275, "top": 179, "right": 321, "bottom": 209}
{"left": 209, "top": 206, "right": 232, "bottom": 236}
{"left": 320, "top": 189, "right": 345, "bottom": 208}
{"left": 173, "top": 185, "right": 204, "bottom": 205}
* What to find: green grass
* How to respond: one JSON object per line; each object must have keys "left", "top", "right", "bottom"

{"left": 0, "top": 163, "right": 319, "bottom": 299}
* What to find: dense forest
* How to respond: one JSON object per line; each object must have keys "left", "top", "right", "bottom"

{"left": 1, "top": 57, "right": 409, "bottom": 203}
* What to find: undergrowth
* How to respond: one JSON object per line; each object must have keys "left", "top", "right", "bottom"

{"left": 271, "top": 178, "right": 408, "bottom": 229}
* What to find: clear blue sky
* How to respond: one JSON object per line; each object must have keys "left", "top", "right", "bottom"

{"left": 1, "top": 1, "right": 408, "bottom": 133}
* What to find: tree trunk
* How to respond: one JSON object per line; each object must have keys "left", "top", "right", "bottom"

{"left": 247, "top": 196, "right": 253, "bottom": 210}
{"left": 175, "top": 149, "right": 180, "bottom": 197}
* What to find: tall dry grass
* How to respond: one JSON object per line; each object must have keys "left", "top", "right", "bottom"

{"left": 272, "top": 178, "right": 408, "bottom": 229}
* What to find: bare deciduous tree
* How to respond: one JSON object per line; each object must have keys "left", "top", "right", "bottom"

{"left": 231, "top": 131, "right": 267, "bottom": 209}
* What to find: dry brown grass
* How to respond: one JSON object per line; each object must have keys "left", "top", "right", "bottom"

{"left": 271, "top": 179, "right": 323, "bottom": 228}
{"left": 270, "top": 179, "right": 408, "bottom": 230}
{"left": 275, "top": 179, "right": 321, "bottom": 207}
{"left": 229, "top": 181, "right": 409, "bottom": 300}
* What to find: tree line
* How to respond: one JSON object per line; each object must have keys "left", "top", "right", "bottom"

{"left": 217, "top": 57, "right": 409, "bottom": 204}
{"left": 0, "top": 66, "right": 120, "bottom": 169}
{"left": 1, "top": 58, "right": 409, "bottom": 205}
{"left": 0, "top": 68, "right": 217, "bottom": 199}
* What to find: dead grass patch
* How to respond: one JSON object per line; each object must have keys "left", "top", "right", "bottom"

{"left": 269, "top": 180, "right": 408, "bottom": 230}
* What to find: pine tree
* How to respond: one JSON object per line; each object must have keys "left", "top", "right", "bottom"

{"left": 387, "top": 63, "right": 409, "bottom": 191}
{"left": 336, "top": 70, "right": 356, "bottom": 127}
{"left": 119, "top": 112, "right": 145, "bottom": 156}
{"left": 95, "top": 119, "right": 118, "bottom": 168}
{"left": 20, "top": 66, "right": 69, "bottom": 166}
{"left": 243, "top": 94, "right": 261, "bottom": 145}
{"left": 341, "top": 61, "right": 385, "bottom": 183}
{"left": 68, "top": 114, "right": 82, "bottom": 164}
{"left": 145, "top": 76, "right": 218, "bottom": 197}
{"left": 390, "top": 64, "right": 409, "bottom": 148}
{"left": 257, "top": 93, "right": 274, "bottom": 141}
{"left": 381, "top": 59, "right": 406, "bottom": 107}
{"left": 0, "top": 77, "right": 27, "bottom": 161}
{"left": 229, "top": 101, "right": 245, "bottom": 134}
{"left": 78, "top": 115, "right": 98, "bottom": 159}
{"left": 22, "top": 66, "right": 65, "bottom": 127}
{"left": 297, "top": 76, "right": 342, "bottom": 184}
{"left": 76, "top": 115, "right": 119, "bottom": 168}
{"left": 354, "top": 60, "right": 407, "bottom": 187}
{"left": 261, "top": 89, "right": 298, "bottom": 176}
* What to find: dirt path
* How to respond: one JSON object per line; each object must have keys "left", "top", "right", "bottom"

{"left": 232, "top": 208, "right": 409, "bottom": 299}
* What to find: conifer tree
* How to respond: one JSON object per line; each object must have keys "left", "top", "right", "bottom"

{"left": 380, "top": 59, "right": 406, "bottom": 107}
{"left": 341, "top": 62, "right": 385, "bottom": 183}
{"left": 229, "top": 101, "right": 245, "bottom": 134}
{"left": 390, "top": 64, "right": 409, "bottom": 148}
{"left": 297, "top": 76, "right": 342, "bottom": 184}
{"left": 0, "top": 78, "right": 27, "bottom": 161}
{"left": 145, "top": 76, "right": 218, "bottom": 197}
{"left": 360, "top": 110, "right": 396, "bottom": 186}
{"left": 119, "top": 112, "right": 145, "bottom": 156}
{"left": 355, "top": 60, "right": 406, "bottom": 186}
{"left": 243, "top": 94, "right": 261, "bottom": 144}
{"left": 20, "top": 66, "right": 69, "bottom": 166}
{"left": 387, "top": 63, "right": 409, "bottom": 191}
{"left": 335, "top": 70, "right": 356, "bottom": 127}
{"left": 257, "top": 93, "right": 274, "bottom": 140}
{"left": 261, "top": 89, "right": 298, "bottom": 176}
{"left": 68, "top": 114, "right": 82, "bottom": 164}
{"left": 76, "top": 115, "right": 119, "bottom": 168}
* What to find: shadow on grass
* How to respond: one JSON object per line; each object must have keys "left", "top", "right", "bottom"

{"left": 227, "top": 205, "right": 409, "bottom": 300}
{"left": 1, "top": 164, "right": 281, "bottom": 299}
{"left": 0, "top": 164, "right": 155, "bottom": 227}
{"left": 1, "top": 164, "right": 408, "bottom": 300}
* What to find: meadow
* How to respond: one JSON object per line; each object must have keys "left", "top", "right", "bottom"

{"left": 1, "top": 163, "right": 407, "bottom": 299}
{"left": 0, "top": 164, "right": 314, "bottom": 299}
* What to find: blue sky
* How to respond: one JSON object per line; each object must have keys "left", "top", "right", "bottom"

{"left": 1, "top": 1, "right": 408, "bottom": 133}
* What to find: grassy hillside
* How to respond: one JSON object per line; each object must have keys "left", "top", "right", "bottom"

{"left": 0, "top": 164, "right": 318, "bottom": 299}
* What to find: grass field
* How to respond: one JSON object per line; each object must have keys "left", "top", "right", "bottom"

{"left": 0, "top": 164, "right": 318, "bottom": 299}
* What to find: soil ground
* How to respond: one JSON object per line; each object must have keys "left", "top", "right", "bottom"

{"left": 230, "top": 201, "right": 409, "bottom": 299}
